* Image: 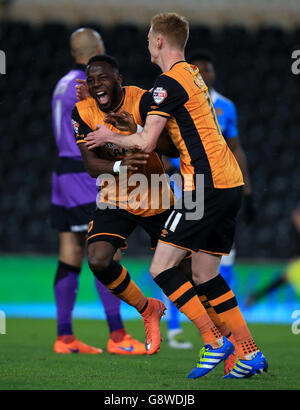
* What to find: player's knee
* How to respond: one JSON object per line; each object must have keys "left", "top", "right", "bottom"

{"left": 59, "top": 237, "right": 85, "bottom": 267}
{"left": 87, "top": 244, "right": 113, "bottom": 274}
{"left": 88, "top": 254, "right": 112, "bottom": 273}
{"left": 113, "top": 249, "right": 122, "bottom": 263}
{"left": 150, "top": 254, "right": 180, "bottom": 278}
{"left": 149, "top": 261, "right": 163, "bottom": 279}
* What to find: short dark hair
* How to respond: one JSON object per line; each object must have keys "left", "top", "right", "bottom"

{"left": 86, "top": 54, "right": 119, "bottom": 73}
{"left": 187, "top": 48, "right": 215, "bottom": 64}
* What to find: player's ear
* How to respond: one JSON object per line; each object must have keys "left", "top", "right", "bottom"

{"left": 117, "top": 74, "right": 123, "bottom": 85}
{"left": 157, "top": 36, "right": 163, "bottom": 49}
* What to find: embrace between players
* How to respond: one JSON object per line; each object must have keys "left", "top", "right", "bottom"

{"left": 72, "top": 12, "right": 268, "bottom": 379}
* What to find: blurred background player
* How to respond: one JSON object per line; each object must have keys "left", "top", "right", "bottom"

{"left": 50, "top": 27, "right": 145, "bottom": 354}
{"left": 246, "top": 204, "right": 300, "bottom": 306}
{"left": 164, "top": 48, "right": 255, "bottom": 288}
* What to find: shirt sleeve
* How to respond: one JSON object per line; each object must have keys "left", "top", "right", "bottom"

{"left": 147, "top": 74, "right": 189, "bottom": 118}
{"left": 139, "top": 91, "right": 153, "bottom": 125}
{"left": 71, "top": 105, "right": 93, "bottom": 145}
{"left": 224, "top": 101, "right": 238, "bottom": 139}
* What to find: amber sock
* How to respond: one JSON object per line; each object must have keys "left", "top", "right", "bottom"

{"left": 198, "top": 295, "right": 231, "bottom": 337}
{"left": 93, "top": 261, "right": 148, "bottom": 313}
{"left": 154, "top": 267, "right": 223, "bottom": 348}
{"left": 107, "top": 265, "right": 148, "bottom": 312}
{"left": 196, "top": 274, "right": 259, "bottom": 359}
{"left": 192, "top": 313, "right": 223, "bottom": 347}
{"left": 187, "top": 262, "right": 230, "bottom": 337}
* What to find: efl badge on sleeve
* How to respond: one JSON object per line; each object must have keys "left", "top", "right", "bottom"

{"left": 72, "top": 119, "right": 79, "bottom": 134}
{"left": 153, "top": 87, "right": 167, "bottom": 104}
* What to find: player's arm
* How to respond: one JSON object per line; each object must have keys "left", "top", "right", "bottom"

{"left": 85, "top": 113, "right": 167, "bottom": 153}
{"left": 227, "top": 137, "right": 255, "bottom": 224}
{"left": 72, "top": 106, "right": 148, "bottom": 177}
{"left": 72, "top": 105, "right": 115, "bottom": 177}
{"left": 228, "top": 137, "right": 256, "bottom": 224}
{"left": 155, "top": 129, "right": 178, "bottom": 158}
{"left": 104, "top": 110, "right": 179, "bottom": 158}
{"left": 85, "top": 76, "right": 187, "bottom": 154}
{"left": 137, "top": 89, "right": 179, "bottom": 157}
{"left": 77, "top": 142, "right": 114, "bottom": 177}
{"left": 224, "top": 103, "right": 252, "bottom": 195}
{"left": 225, "top": 101, "right": 255, "bottom": 223}
{"left": 292, "top": 208, "right": 300, "bottom": 233}
{"left": 77, "top": 143, "right": 148, "bottom": 177}
{"left": 226, "top": 137, "right": 252, "bottom": 195}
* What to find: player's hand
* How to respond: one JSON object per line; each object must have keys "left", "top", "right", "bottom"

{"left": 105, "top": 111, "right": 137, "bottom": 134}
{"left": 76, "top": 79, "right": 89, "bottom": 101}
{"left": 121, "top": 149, "right": 149, "bottom": 171}
{"left": 243, "top": 194, "right": 256, "bottom": 224}
{"left": 85, "top": 124, "right": 114, "bottom": 149}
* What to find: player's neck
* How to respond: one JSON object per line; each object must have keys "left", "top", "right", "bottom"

{"left": 159, "top": 50, "right": 185, "bottom": 73}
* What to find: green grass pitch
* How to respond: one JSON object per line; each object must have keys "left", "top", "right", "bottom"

{"left": 0, "top": 318, "right": 299, "bottom": 390}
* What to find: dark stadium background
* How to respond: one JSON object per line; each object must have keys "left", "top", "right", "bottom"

{"left": 1, "top": 15, "right": 300, "bottom": 259}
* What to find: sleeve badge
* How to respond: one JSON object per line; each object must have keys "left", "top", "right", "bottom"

{"left": 153, "top": 87, "right": 167, "bottom": 104}
{"left": 72, "top": 119, "right": 79, "bottom": 134}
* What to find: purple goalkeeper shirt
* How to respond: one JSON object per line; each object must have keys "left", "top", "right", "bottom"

{"left": 51, "top": 65, "right": 97, "bottom": 208}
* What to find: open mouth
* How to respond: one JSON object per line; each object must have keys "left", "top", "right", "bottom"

{"left": 96, "top": 91, "right": 110, "bottom": 106}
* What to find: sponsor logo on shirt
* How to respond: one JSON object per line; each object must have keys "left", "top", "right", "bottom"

{"left": 153, "top": 87, "right": 167, "bottom": 104}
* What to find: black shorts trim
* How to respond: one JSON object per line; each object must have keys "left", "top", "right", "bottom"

{"left": 87, "top": 232, "right": 128, "bottom": 249}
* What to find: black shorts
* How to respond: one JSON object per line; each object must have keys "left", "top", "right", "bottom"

{"left": 159, "top": 186, "right": 243, "bottom": 255}
{"left": 87, "top": 207, "right": 173, "bottom": 249}
{"left": 50, "top": 202, "right": 96, "bottom": 233}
